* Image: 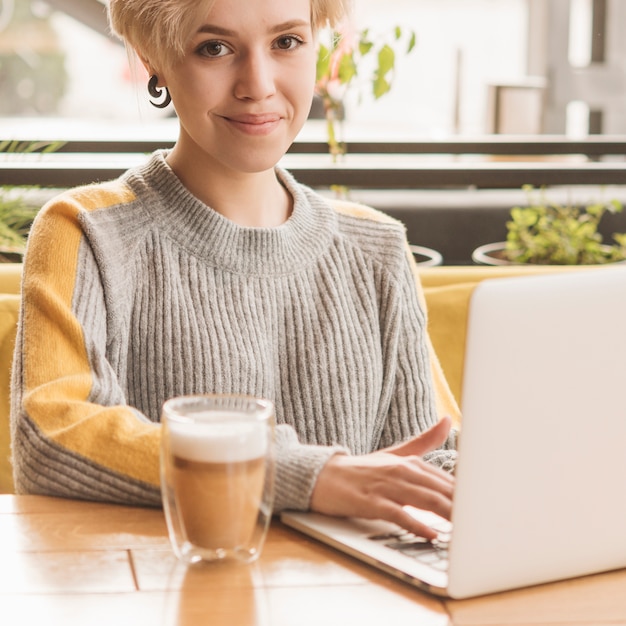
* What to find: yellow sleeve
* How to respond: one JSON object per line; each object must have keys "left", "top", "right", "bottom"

{"left": 12, "top": 186, "right": 161, "bottom": 502}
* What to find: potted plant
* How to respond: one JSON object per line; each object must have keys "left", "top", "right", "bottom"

{"left": 472, "top": 185, "right": 626, "bottom": 266}
{"left": 314, "top": 26, "right": 441, "bottom": 266}
{"left": 315, "top": 24, "right": 416, "bottom": 160}
{"left": 0, "top": 186, "right": 40, "bottom": 262}
{"left": 0, "top": 140, "right": 65, "bottom": 262}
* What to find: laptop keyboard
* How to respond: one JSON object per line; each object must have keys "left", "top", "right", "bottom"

{"left": 368, "top": 524, "right": 452, "bottom": 572}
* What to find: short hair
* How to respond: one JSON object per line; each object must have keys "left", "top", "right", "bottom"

{"left": 108, "top": 0, "right": 352, "bottom": 71}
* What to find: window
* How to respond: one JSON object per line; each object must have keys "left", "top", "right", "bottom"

{"left": 1, "top": 0, "right": 625, "bottom": 138}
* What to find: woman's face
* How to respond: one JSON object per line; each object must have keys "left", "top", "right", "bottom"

{"left": 161, "top": 0, "right": 316, "bottom": 176}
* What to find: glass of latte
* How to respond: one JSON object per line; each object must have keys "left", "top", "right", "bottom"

{"left": 160, "top": 394, "right": 275, "bottom": 564}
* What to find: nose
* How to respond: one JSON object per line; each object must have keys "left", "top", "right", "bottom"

{"left": 234, "top": 48, "right": 277, "bottom": 101}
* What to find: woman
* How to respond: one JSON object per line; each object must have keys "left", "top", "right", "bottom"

{"left": 10, "top": 0, "right": 458, "bottom": 539}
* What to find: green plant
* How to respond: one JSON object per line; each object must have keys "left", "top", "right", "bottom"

{"left": 504, "top": 185, "right": 626, "bottom": 265}
{"left": 0, "top": 140, "right": 64, "bottom": 260}
{"left": 0, "top": 186, "right": 39, "bottom": 258}
{"left": 315, "top": 25, "right": 416, "bottom": 159}
{"left": 0, "top": 139, "right": 65, "bottom": 154}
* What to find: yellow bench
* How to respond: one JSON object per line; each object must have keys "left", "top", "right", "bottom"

{"left": 0, "top": 264, "right": 23, "bottom": 494}
{"left": 419, "top": 264, "right": 597, "bottom": 408}
{"left": 0, "top": 262, "right": 591, "bottom": 494}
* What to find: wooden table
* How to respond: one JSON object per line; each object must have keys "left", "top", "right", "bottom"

{"left": 2, "top": 495, "right": 626, "bottom": 626}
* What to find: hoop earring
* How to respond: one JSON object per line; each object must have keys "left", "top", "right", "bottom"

{"left": 148, "top": 75, "right": 171, "bottom": 109}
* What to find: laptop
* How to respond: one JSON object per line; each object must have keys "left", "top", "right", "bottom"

{"left": 281, "top": 265, "right": 626, "bottom": 599}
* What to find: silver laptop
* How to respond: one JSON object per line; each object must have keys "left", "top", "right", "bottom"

{"left": 281, "top": 266, "right": 626, "bottom": 599}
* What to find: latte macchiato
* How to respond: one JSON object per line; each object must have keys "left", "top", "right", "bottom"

{"left": 161, "top": 395, "right": 275, "bottom": 564}
{"left": 169, "top": 416, "right": 268, "bottom": 551}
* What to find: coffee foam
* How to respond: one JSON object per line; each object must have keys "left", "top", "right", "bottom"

{"left": 168, "top": 412, "right": 268, "bottom": 463}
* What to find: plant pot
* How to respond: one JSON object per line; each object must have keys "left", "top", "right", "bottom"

{"left": 472, "top": 241, "right": 626, "bottom": 266}
{"left": 409, "top": 245, "right": 443, "bottom": 267}
{"left": 472, "top": 242, "right": 515, "bottom": 266}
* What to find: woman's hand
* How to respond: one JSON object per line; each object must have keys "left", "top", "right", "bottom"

{"left": 310, "top": 416, "right": 455, "bottom": 540}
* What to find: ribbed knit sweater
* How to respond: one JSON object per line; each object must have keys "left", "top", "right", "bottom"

{"left": 10, "top": 151, "right": 458, "bottom": 510}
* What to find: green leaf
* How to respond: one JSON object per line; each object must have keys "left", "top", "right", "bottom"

{"left": 377, "top": 44, "right": 396, "bottom": 77}
{"left": 0, "top": 139, "right": 66, "bottom": 155}
{"left": 338, "top": 54, "right": 357, "bottom": 84}
{"left": 407, "top": 31, "right": 417, "bottom": 53}
{"left": 510, "top": 207, "right": 538, "bottom": 228}
{"left": 585, "top": 202, "right": 604, "bottom": 219}
{"left": 41, "top": 141, "right": 66, "bottom": 154}
{"left": 359, "top": 40, "right": 374, "bottom": 56}
{"left": 373, "top": 75, "right": 391, "bottom": 99}
{"left": 316, "top": 44, "right": 331, "bottom": 82}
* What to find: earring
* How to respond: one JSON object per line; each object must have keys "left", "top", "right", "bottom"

{"left": 148, "top": 75, "right": 172, "bottom": 109}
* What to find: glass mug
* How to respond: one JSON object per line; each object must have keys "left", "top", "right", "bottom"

{"left": 160, "top": 394, "right": 276, "bottom": 564}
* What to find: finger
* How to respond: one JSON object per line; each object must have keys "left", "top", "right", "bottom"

{"left": 380, "top": 488, "right": 453, "bottom": 526}
{"left": 410, "top": 458, "right": 455, "bottom": 491}
{"left": 375, "top": 468, "right": 454, "bottom": 519}
{"left": 399, "top": 483, "right": 453, "bottom": 521}
{"left": 381, "top": 455, "right": 455, "bottom": 493}
{"left": 385, "top": 416, "right": 452, "bottom": 458}
{"left": 363, "top": 458, "right": 454, "bottom": 519}
{"left": 372, "top": 500, "right": 447, "bottom": 541}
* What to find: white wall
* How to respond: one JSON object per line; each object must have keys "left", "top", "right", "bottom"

{"left": 343, "top": 0, "right": 528, "bottom": 137}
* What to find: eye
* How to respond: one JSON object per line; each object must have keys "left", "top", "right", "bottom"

{"left": 274, "top": 35, "right": 304, "bottom": 51}
{"left": 197, "top": 40, "right": 231, "bottom": 58}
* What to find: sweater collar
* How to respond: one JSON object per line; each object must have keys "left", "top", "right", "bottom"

{"left": 126, "top": 150, "right": 337, "bottom": 276}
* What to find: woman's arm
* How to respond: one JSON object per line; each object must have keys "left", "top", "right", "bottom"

{"left": 10, "top": 191, "right": 162, "bottom": 505}
{"left": 308, "top": 234, "right": 458, "bottom": 537}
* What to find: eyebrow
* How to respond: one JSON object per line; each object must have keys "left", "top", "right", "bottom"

{"left": 196, "top": 19, "right": 311, "bottom": 37}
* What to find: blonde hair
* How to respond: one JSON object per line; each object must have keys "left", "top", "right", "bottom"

{"left": 108, "top": 0, "right": 352, "bottom": 70}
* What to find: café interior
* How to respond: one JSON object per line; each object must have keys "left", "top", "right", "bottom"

{"left": 1, "top": 0, "right": 626, "bottom": 623}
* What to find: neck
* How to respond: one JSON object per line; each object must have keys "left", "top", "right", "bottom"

{"left": 166, "top": 146, "right": 292, "bottom": 228}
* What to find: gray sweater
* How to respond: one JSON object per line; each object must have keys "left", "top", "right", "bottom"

{"left": 11, "top": 151, "right": 456, "bottom": 510}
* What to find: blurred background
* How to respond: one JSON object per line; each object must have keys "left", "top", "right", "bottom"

{"left": 1, "top": 0, "right": 625, "bottom": 139}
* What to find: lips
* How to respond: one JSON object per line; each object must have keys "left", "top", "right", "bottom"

{"left": 223, "top": 113, "right": 283, "bottom": 136}
{"left": 229, "top": 113, "right": 281, "bottom": 124}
